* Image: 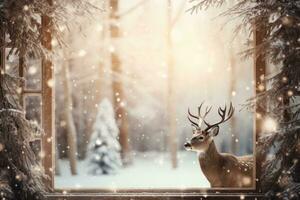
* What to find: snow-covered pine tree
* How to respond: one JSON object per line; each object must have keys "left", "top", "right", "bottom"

{"left": 0, "top": 74, "right": 46, "bottom": 200}
{"left": 88, "top": 98, "right": 122, "bottom": 175}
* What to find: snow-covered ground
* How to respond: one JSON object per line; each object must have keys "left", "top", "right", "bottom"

{"left": 55, "top": 151, "right": 210, "bottom": 189}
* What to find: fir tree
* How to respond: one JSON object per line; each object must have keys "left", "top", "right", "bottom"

{"left": 0, "top": 74, "right": 46, "bottom": 200}
{"left": 88, "top": 98, "right": 122, "bottom": 175}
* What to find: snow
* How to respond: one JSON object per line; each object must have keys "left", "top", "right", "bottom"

{"left": 0, "top": 109, "right": 24, "bottom": 114}
{"left": 55, "top": 151, "right": 210, "bottom": 189}
{"left": 88, "top": 98, "right": 122, "bottom": 175}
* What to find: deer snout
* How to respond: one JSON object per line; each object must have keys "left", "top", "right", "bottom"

{"left": 184, "top": 142, "right": 192, "bottom": 150}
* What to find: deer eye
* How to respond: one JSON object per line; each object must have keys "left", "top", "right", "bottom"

{"left": 197, "top": 135, "right": 205, "bottom": 141}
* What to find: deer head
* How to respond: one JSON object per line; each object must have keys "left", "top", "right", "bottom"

{"left": 184, "top": 102, "right": 234, "bottom": 152}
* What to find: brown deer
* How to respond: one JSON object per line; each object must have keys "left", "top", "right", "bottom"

{"left": 184, "top": 102, "right": 253, "bottom": 188}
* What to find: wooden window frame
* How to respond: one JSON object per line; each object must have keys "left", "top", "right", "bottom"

{"left": 0, "top": 29, "right": 4, "bottom": 71}
{"left": 0, "top": 9, "right": 267, "bottom": 200}
{"left": 44, "top": 22, "right": 266, "bottom": 200}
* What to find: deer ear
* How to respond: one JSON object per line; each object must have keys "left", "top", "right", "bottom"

{"left": 210, "top": 126, "right": 219, "bottom": 137}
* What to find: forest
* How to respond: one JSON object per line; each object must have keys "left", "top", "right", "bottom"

{"left": 0, "top": 0, "right": 299, "bottom": 199}
{"left": 2, "top": 0, "right": 255, "bottom": 189}
{"left": 50, "top": 0, "right": 255, "bottom": 188}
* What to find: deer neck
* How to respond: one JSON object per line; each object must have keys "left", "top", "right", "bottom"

{"left": 198, "top": 140, "right": 221, "bottom": 168}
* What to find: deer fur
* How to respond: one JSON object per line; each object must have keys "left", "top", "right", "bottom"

{"left": 185, "top": 103, "right": 254, "bottom": 188}
{"left": 198, "top": 139, "right": 253, "bottom": 187}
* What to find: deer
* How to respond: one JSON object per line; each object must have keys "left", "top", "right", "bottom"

{"left": 184, "top": 102, "right": 253, "bottom": 188}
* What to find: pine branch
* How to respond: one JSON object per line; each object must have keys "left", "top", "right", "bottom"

{"left": 187, "top": 0, "right": 226, "bottom": 13}
{"left": 0, "top": 170, "right": 14, "bottom": 200}
{"left": 0, "top": 0, "right": 100, "bottom": 61}
{"left": 0, "top": 73, "right": 47, "bottom": 200}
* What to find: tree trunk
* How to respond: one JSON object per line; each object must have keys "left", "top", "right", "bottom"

{"left": 62, "top": 53, "right": 78, "bottom": 175}
{"left": 55, "top": 145, "right": 60, "bottom": 175}
{"left": 0, "top": 28, "right": 4, "bottom": 96}
{"left": 109, "top": 0, "right": 131, "bottom": 165}
{"left": 166, "top": 0, "right": 177, "bottom": 169}
{"left": 0, "top": 29, "right": 5, "bottom": 108}
{"left": 229, "top": 47, "right": 238, "bottom": 155}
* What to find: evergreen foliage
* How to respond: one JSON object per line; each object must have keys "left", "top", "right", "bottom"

{"left": 0, "top": 0, "right": 99, "bottom": 60}
{"left": 0, "top": 74, "right": 46, "bottom": 200}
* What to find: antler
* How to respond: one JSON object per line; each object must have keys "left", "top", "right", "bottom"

{"left": 188, "top": 102, "right": 212, "bottom": 129}
{"left": 198, "top": 102, "right": 212, "bottom": 127}
{"left": 188, "top": 109, "right": 199, "bottom": 128}
{"left": 204, "top": 102, "right": 234, "bottom": 131}
{"left": 188, "top": 102, "right": 235, "bottom": 132}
